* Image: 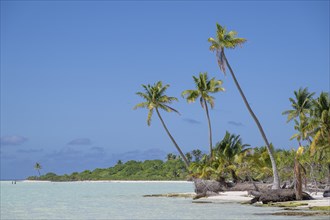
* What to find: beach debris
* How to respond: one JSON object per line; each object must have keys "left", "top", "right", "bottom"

{"left": 249, "top": 189, "right": 314, "bottom": 204}
{"left": 323, "top": 190, "right": 330, "bottom": 197}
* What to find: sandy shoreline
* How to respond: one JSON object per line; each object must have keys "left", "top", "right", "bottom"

{"left": 200, "top": 191, "right": 330, "bottom": 207}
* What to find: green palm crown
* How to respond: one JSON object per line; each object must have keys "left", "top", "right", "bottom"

{"left": 134, "top": 81, "right": 179, "bottom": 126}
{"left": 208, "top": 23, "right": 246, "bottom": 74}
{"left": 182, "top": 72, "right": 224, "bottom": 109}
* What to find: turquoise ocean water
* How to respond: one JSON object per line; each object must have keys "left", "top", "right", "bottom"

{"left": 0, "top": 181, "right": 327, "bottom": 220}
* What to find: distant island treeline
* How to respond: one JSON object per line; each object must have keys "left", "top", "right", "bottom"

{"left": 27, "top": 156, "right": 191, "bottom": 181}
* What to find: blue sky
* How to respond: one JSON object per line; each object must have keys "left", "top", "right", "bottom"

{"left": 1, "top": 1, "right": 329, "bottom": 180}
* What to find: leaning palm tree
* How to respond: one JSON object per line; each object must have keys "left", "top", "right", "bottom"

{"left": 182, "top": 72, "right": 225, "bottom": 158}
{"left": 208, "top": 23, "right": 280, "bottom": 189}
{"left": 34, "top": 162, "right": 42, "bottom": 178}
{"left": 134, "top": 81, "right": 189, "bottom": 168}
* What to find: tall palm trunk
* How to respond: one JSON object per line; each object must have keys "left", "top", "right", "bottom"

{"left": 223, "top": 52, "right": 280, "bottom": 189}
{"left": 294, "top": 159, "right": 302, "bottom": 200}
{"left": 203, "top": 99, "right": 213, "bottom": 158}
{"left": 155, "top": 108, "right": 190, "bottom": 168}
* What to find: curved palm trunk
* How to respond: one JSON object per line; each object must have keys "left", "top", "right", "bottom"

{"left": 203, "top": 99, "right": 213, "bottom": 158}
{"left": 223, "top": 52, "right": 280, "bottom": 189}
{"left": 155, "top": 108, "right": 190, "bottom": 168}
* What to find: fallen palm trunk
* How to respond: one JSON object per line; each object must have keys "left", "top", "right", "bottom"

{"left": 193, "top": 178, "right": 226, "bottom": 194}
{"left": 193, "top": 178, "right": 270, "bottom": 199}
{"left": 249, "top": 189, "right": 314, "bottom": 204}
{"left": 193, "top": 179, "right": 270, "bottom": 193}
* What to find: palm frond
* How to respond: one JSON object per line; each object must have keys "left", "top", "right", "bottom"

{"left": 159, "top": 104, "right": 180, "bottom": 115}
{"left": 136, "top": 92, "right": 150, "bottom": 101}
{"left": 133, "top": 102, "right": 148, "bottom": 110}
{"left": 209, "top": 23, "right": 246, "bottom": 74}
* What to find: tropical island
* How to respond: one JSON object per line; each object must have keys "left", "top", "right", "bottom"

{"left": 27, "top": 23, "right": 329, "bottom": 207}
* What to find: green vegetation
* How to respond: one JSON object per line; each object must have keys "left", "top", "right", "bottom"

{"left": 27, "top": 158, "right": 189, "bottom": 181}
{"left": 187, "top": 85, "right": 328, "bottom": 185}
{"left": 309, "top": 206, "right": 330, "bottom": 211}
{"left": 270, "top": 211, "right": 329, "bottom": 217}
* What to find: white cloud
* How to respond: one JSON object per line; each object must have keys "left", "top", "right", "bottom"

{"left": 0, "top": 135, "right": 28, "bottom": 146}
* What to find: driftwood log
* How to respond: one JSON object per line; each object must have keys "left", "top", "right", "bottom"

{"left": 249, "top": 189, "right": 314, "bottom": 204}
{"left": 193, "top": 179, "right": 225, "bottom": 194}
{"left": 193, "top": 179, "right": 270, "bottom": 194}
{"left": 193, "top": 178, "right": 271, "bottom": 200}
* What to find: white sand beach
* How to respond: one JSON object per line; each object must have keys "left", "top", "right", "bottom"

{"left": 200, "top": 191, "right": 252, "bottom": 203}
{"left": 198, "top": 191, "right": 330, "bottom": 207}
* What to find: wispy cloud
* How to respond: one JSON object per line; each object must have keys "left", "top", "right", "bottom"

{"left": 0, "top": 135, "right": 28, "bottom": 146}
{"left": 17, "top": 148, "right": 43, "bottom": 154}
{"left": 228, "top": 121, "right": 244, "bottom": 127}
{"left": 68, "top": 138, "right": 92, "bottom": 146}
{"left": 183, "top": 118, "right": 202, "bottom": 124}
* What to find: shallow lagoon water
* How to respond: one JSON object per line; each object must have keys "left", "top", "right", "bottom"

{"left": 0, "top": 181, "right": 328, "bottom": 219}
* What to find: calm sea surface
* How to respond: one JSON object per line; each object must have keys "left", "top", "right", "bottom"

{"left": 0, "top": 181, "right": 327, "bottom": 220}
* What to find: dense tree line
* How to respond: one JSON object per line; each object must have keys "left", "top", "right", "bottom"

{"left": 27, "top": 158, "right": 190, "bottom": 181}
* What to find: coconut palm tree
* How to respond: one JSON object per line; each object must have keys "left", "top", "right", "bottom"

{"left": 185, "top": 152, "right": 193, "bottom": 163}
{"left": 213, "top": 131, "right": 250, "bottom": 182}
{"left": 249, "top": 146, "right": 273, "bottom": 181}
{"left": 282, "top": 88, "right": 315, "bottom": 123}
{"left": 166, "top": 153, "right": 177, "bottom": 161}
{"left": 134, "top": 81, "right": 189, "bottom": 168}
{"left": 308, "top": 92, "right": 330, "bottom": 152}
{"left": 290, "top": 119, "right": 310, "bottom": 146}
{"left": 182, "top": 72, "right": 225, "bottom": 157}
{"left": 34, "top": 162, "right": 42, "bottom": 178}
{"left": 308, "top": 92, "right": 330, "bottom": 183}
{"left": 191, "top": 149, "right": 203, "bottom": 162}
{"left": 208, "top": 23, "right": 280, "bottom": 189}
{"left": 283, "top": 88, "right": 315, "bottom": 145}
